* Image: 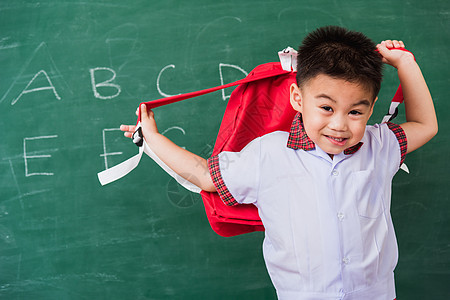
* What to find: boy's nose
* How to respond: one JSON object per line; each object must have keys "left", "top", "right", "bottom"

{"left": 328, "top": 114, "right": 347, "bottom": 131}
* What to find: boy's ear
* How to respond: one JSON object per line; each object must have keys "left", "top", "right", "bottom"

{"left": 290, "top": 83, "right": 303, "bottom": 112}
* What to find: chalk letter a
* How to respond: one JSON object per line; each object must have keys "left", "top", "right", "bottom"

{"left": 11, "top": 70, "right": 61, "bottom": 105}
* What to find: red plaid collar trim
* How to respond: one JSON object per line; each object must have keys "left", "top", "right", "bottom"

{"left": 286, "top": 113, "right": 315, "bottom": 151}
{"left": 343, "top": 141, "right": 364, "bottom": 155}
{"left": 287, "top": 112, "right": 363, "bottom": 155}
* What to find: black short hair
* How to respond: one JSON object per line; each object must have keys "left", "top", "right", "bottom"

{"left": 296, "top": 26, "right": 383, "bottom": 100}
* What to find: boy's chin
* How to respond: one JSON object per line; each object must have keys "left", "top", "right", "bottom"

{"left": 322, "top": 145, "right": 347, "bottom": 157}
{"left": 319, "top": 142, "right": 346, "bottom": 154}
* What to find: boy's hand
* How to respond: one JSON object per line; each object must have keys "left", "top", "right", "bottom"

{"left": 377, "top": 40, "right": 437, "bottom": 154}
{"left": 120, "top": 104, "right": 216, "bottom": 192}
{"left": 120, "top": 104, "right": 158, "bottom": 139}
{"left": 376, "top": 40, "right": 415, "bottom": 69}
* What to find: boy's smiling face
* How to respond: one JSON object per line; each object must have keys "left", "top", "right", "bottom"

{"left": 290, "top": 74, "right": 376, "bottom": 156}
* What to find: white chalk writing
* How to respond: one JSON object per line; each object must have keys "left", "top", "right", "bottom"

{"left": 89, "top": 67, "right": 121, "bottom": 100}
{"left": 157, "top": 64, "right": 182, "bottom": 98}
{"left": 218, "top": 63, "right": 248, "bottom": 101}
{"left": 23, "top": 135, "right": 58, "bottom": 176}
{"left": 161, "top": 126, "right": 187, "bottom": 149}
{"left": 11, "top": 70, "right": 61, "bottom": 105}
{"left": 100, "top": 128, "right": 123, "bottom": 170}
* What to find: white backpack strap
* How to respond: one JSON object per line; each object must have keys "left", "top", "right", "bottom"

{"left": 98, "top": 123, "right": 202, "bottom": 193}
{"left": 380, "top": 102, "right": 409, "bottom": 173}
{"left": 97, "top": 143, "right": 144, "bottom": 185}
{"left": 381, "top": 101, "right": 401, "bottom": 124}
{"left": 278, "top": 47, "right": 298, "bottom": 72}
{"left": 400, "top": 163, "right": 409, "bottom": 173}
{"left": 141, "top": 138, "right": 202, "bottom": 193}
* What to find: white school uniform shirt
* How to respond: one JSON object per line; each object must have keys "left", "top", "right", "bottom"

{"left": 208, "top": 113, "right": 407, "bottom": 300}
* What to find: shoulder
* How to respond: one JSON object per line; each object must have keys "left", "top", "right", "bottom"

{"left": 258, "top": 131, "right": 291, "bottom": 154}
{"left": 364, "top": 123, "right": 407, "bottom": 166}
{"left": 216, "top": 131, "right": 289, "bottom": 165}
{"left": 365, "top": 123, "right": 404, "bottom": 142}
{"left": 260, "top": 131, "right": 290, "bottom": 144}
{"left": 235, "top": 131, "right": 289, "bottom": 153}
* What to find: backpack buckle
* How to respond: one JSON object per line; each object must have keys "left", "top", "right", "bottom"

{"left": 132, "top": 124, "right": 143, "bottom": 147}
{"left": 278, "top": 46, "right": 298, "bottom": 72}
{"left": 387, "top": 107, "right": 399, "bottom": 122}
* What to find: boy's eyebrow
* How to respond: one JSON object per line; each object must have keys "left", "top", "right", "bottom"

{"left": 316, "top": 94, "right": 372, "bottom": 107}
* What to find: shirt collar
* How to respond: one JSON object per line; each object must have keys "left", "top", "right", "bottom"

{"left": 286, "top": 112, "right": 363, "bottom": 155}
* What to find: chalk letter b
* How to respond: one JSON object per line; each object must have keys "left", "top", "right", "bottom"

{"left": 90, "top": 67, "right": 121, "bottom": 100}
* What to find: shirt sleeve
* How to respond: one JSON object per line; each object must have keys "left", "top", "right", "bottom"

{"left": 365, "top": 123, "right": 408, "bottom": 175}
{"left": 386, "top": 122, "right": 407, "bottom": 166}
{"left": 207, "top": 138, "right": 261, "bottom": 206}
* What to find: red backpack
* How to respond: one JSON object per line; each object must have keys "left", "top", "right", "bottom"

{"left": 199, "top": 61, "right": 297, "bottom": 237}
{"left": 98, "top": 47, "right": 411, "bottom": 237}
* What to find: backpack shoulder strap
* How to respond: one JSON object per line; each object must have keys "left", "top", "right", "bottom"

{"left": 136, "top": 62, "right": 291, "bottom": 123}
{"left": 381, "top": 48, "right": 415, "bottom": 123}
{"left": 98, "top": 49, "right": 297, "bottom": 186}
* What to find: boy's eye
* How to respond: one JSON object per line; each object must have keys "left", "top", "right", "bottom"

{"left": 349, "top": 110, "right": 362, "bottom": 115}
{"left": 321, "top": 106, "right": 333, "bottom": 112}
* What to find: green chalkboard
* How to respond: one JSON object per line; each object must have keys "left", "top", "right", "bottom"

{"left": 1, "top": 0, "right": 449, "bottom": 299}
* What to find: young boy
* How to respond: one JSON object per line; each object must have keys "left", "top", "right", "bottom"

{"left": 121, "top": 26, "right": 437, "bottom": 299}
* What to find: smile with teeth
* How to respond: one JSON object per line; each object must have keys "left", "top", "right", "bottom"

{"left": 325, "top": 135, "right": 348, "bottom": 145}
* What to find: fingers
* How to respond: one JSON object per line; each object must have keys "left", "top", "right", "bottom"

{"left": 120, "top": 124, "right": 136, "bottom": 132}
{"left": 120, "top": 124, "right": 136, "bottom": 138}
{"left": 379, "top": 40, "right": 405, "bottom": 49}
{"left": 121, "top": 104, "right": 156, "bottom": 139}
{"left": 376, "top": 42, "right": 390, "bottom": 63}
{"left": 135, "top": 104, "right": 150, "bottom": 116}
{"left": 139, "top": 104, "right": 155, "bottom": 121}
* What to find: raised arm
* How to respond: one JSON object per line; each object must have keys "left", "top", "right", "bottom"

{"left": 121, "top": 104, "right": 216, "bottom": 192}
{"left": 377, "top": 40, "right": 438, "bottom": 153}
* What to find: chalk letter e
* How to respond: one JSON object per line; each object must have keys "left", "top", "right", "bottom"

{"left": 23, "top": 135, "right": 58, "bottom": 176}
